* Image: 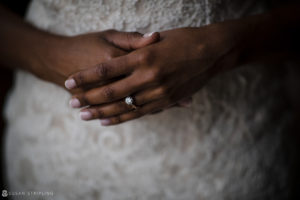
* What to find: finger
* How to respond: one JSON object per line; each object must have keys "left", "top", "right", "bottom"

{"left": 77, "top": 85, "right": 166, "bottom": 120}
{"left": 65, "top": 54, "right": 135, "bottom": 90}
{"left": 78, "top": 87, "right": 163, "bottom": 120}
{"left": 134, "top": 86, "right": 166, "bottom": 106}
{"left": 99, "top": 99, "right": 170, "bottom": 126}
{"left": 70, "top": 74, "right": 146, "bottom": 108}
{"left": 103, "top": 30, "right": 160, "bottom": 51}
{"left": 83, "top": 94, "right": 190, "bottom": 121}
{"left": 79, "top": 100, "right": 133, "bottom": 120}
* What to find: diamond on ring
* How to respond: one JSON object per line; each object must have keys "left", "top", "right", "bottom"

{"left": 125, "top": 96, "right": 138, "bottom": 110}
{"left": 125, "top": 96, "right": 134, "bottom": 105}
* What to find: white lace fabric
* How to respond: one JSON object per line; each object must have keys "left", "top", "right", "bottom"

{"left": 3, "top": 0, "right": 291, "bottom": 199}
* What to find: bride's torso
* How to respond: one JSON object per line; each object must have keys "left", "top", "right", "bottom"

{"left": 4, "top": 0, "right": 291, "bottom": 199}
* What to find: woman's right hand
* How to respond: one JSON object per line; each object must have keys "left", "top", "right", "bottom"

{"left": 30, "top": 30, "right": 160, "bottom": 94}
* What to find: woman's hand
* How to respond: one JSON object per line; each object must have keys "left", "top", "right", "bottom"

{"left": 66, "top": 20, "right": 248, "bottom": 125}
{"left": 30, "top": 30, "right": 160, "bottom": 94}
{"left": 0, "top": 5, "right": 160, "bottom": 94}
{"left": 66, "top": 3, "right": 300, "bottom": 126}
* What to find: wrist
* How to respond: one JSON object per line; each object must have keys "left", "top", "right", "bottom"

{"left": 210, "top": 16, "right": 262, "bottom": 73}
{"left": 217, "top": 10, "right": 294, "bottom": 69}
{"left": 232, "top": 13, "right": 273, "bottom": 66}
{"left": 28, "top": 31, "right": 68, "bottom": 78}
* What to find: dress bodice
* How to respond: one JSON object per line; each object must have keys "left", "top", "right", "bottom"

{"left": 26, "top": 0, "right": 267, "bottom": 35}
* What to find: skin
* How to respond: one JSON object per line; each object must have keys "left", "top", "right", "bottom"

{"left": 66, "top": 3, "right": 300, "bottom": 126}
{"left": 0, "top": 4, "right": 161, "bottom": 93}
{"left": 29, "top": 30, "right": 161, "bottom": 94}
{"left": 0, "top": 4, "right": 190, "bottom": 112}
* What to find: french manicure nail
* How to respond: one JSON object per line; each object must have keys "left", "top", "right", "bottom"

{"left": 143, "top": 32, "right": 155, "bottom": 37}
{"left": 100, "top": 119, "right": 111, "bottom": 126}
{"left": 65, "top": 79, "right": 76, "bottom": 89}
{"left": 80, "top": 110, "right": 92, "bottom": 120}
{"left": 69, "top": 98, "right": 81, "bottom": 108}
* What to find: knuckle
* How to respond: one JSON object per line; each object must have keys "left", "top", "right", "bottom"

{"left": 102, "top": 87, "right": 114, "bottom": 101}
{"left": 127, "top": 31, "right": 141, "bottom": 43}
{"left": 81, "top": 94, "right": 90, "bottom": 105}
{"left": 124, "top": 31, "right": 142, "bottom": 50}
{"left": 150, "top": 68, "right": 163, "bottom": 82}
{"left": 140, "top": 68, "right": 163, "bottom": 86}
{"left": 103, "top": 49, "right": 114, "bottom": 60}
{"left": 137, "top": 51, "right": 151, "bottom": 65}
{"left": 103, "top": 48, "right": 124, "bottom": 60}
{"left": 95, "top": 63, "right": 109, "bottom": 78}
{"left": 126, "top": 31, "right": 139, "bottom": 40}
{"left": 125, "top": 33, "right": 134, "bottom": 50}
{"left": 125, "top": 32, "right": 133, "bottom": 40}
{"left": 75, "top": 71, "right": 84, "bottom": 85}
{"left": 96, "top": 109, "right": 105, "bottom": 118}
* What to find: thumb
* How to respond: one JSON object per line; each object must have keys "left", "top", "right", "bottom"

{"left": 104, "top": 30, "right": 160, "bottom": 51}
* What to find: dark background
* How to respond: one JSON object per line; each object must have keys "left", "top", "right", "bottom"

{"left": 0, "top": 0, "right": 30, "bottom": 192}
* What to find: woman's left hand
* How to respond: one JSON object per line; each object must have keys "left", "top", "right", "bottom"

{"left": 66, "top": 21, "right": 247, "bottom": 125}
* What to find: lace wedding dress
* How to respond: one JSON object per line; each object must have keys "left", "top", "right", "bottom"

{"left": 4, "top": 0, "right": 292, "bottom": 199}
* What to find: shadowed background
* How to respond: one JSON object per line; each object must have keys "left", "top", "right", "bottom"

{"left": 0, "top": 0, "right": 30, "bottom": 194}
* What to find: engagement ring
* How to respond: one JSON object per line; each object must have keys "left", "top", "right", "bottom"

{"left": 125, "top": 96, "right": 138, "bottom": 110}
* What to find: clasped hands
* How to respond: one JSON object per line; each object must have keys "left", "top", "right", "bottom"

{"left": 63, "top": 25, "right": 237, "bottom": 126}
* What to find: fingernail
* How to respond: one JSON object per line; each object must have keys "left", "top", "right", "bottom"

{"left": 143, "top": 32, "right": 155, "bottom": 38}
{"left": 65, "top": 79, "right": 76, "bottom": 89}
{"left": 100, "top": 119, "right": 111, "bottom": 126}
{"left": 80, "top": 110, "right": 92, "bottom": 120}
{"left": 69, "top": 98, "right": 81, "bottom": 108}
